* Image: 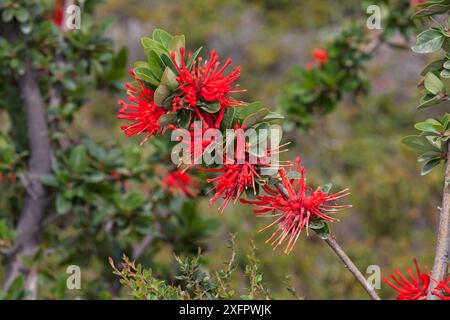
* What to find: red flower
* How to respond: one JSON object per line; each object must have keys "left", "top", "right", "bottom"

{"left": 171, "top": 48, "right": 244, "bottom": 128}
{"left": 117, "top": 70, "right": 167, "bottom": 145}
{"left": 383, "top": 259, "right": 430, "bottom": 300}
{"left": 199, "top": 125, "right": 285, "bottom": 212}
{"left": 241, "top": 158, "right": 350, "bottom": 253}
{"left": 312, "top": 48, "right": 328, "bottom": 65}
{"left": 162, "top": 171, "right": 199, "bottom": 198}
{"left": 432, "top": 277, "right": 450, "bottom": 300}
{"left": 169, "top": 123, "right": 216, "bottom": 172}
{"left": 53, "top": 0, "right": 64, "bottom": 27}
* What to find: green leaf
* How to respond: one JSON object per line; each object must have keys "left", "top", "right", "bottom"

{"left": 14, "top": 8, "right": 29, "bottom": 23}
{"left": 147, "top": 50, "right": 165, "bottom": 80}
{"left": 444, "top": 61, "right": 450, "bottom": 70}
{"left": 199, "top": 102, "right": 221, "bottom": 113}
{"left": 421, "top": 59, "right": 445, "bottom": 76}
{"left": 157, "top": 112, "right": 177, "bottom": 127}
{"left": 154, "top": 85, "right": 171, "bottom": 107}
{"left": 152, "top": 29, "right": 173, "bottom": 47}
{"left": 402, "top": 135, "right": 440, "bottom": 153}
{"left": 308, "top": 220, "right": 325, "bottom": 230}
{"left": 140, "top": 37, "right": 169, "bottom": 54}
{"left": 313, "top": 223, "right": 330, "bottom": 240}
{"left": 421, "top": 158, "right": 441, "bottom": 175}
{"left": 160, "top": 67, "right": 178, "bottom": 90}
{"left": 41, "top": 174, "right": 59, "bottom": 188}
{"left": 56, "top": 194, "right": 71, "bottom": 215}
{"left": 412, "top": 29, "right": 445, "bottom": 54}
{"left": 134, "top": 67, "right": 159, "bottom": 86}
{"left": 418, "top": 94, "right": 441, "bottom": 109}
{"left": 69, "top": 145, "right": 89, "bottom": 173}
{"left": 414, "top": 119, "right": 442, "bottom": 133}
{"left": 186, "top": 47, "right": 202, "bottom": 69}
{"left": 242, "top": 108, "right": 270, "bottom": 128}
{"left": 263, "top": 112, "right": 284, "bottom": 121}
{"left": 221, "top": 107, "right": 236, "bottom": 131}
{"left": 168, "top": 35, "right": 185, "bottom": 65}
{"left": 318, "top": 183, "right": 333, "bottom": 195}
{"left": 2, "top": 9, "right": 13, "bottom": 23}
{"left": 237, "top": 102, "right": 262, "bottom": 120}
{"left": 424, "top": 72, "right": 444, "bottom": 95}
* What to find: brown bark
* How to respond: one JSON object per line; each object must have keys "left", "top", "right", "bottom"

{"left": 4, "top": 58, "right": 52, "bottom": 298}
{"left": 427, "top": 142, "right": 450, "bottom": 299}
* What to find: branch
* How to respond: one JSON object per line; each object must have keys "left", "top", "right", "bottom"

{"left": 3, "top": 57, "right": 52, "bottom": 298}
{"left": 274, "top": 182, "right": 381, "bottom": 300}
{"left": 428, "top": 141, "right": 450, "bottom": 299}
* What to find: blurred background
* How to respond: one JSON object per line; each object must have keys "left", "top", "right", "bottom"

{"left": 0, "top": 0, "right": 444, "bottom": 299}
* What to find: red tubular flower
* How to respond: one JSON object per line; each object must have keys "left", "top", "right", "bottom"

{"left": 432, "top": 278, "right": 450, "bottom": 300}
{"left": 171, "top": 48, "right": 244, "bottom": 128}
{"left": 162, "top": 171, "right": 199, "bottom": 198}
{"left": 202, "top": 162, "right": 262, "bottom": 212}
{"left": 382, "top": 259, "right": 430, "bottom": 300}
{"left": 200, "top": 125, "right": 288, "bottom": 212}
{"left": 241, "top": 158, "right": 350, "bottom": 253}
{"left": 312, "top": 48, "right": 328, "bottom": 65}
{"left": 117, "top": 70, "right": 167, "bottom": 145}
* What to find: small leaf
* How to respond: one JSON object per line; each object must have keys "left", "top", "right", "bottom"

{"left": 412, "top": 29, "right": 445, "bottom": 54}
{"left": 69, "top": 145, "right": 89, "bottom": 173}
{"left": 160, "top": 67, "right": 178, "bottom": 90}
{"left": 152, "top": 29, "right": 173, "bottom": 47}
{"left": 56, "top": 194, "right": 71, "bottom": 215}
{"left": 242, "top": 108, "right": 270, "bottom": 128}
{"left": 158, "top": 112, "right": 177, "bottom": 127}
{"left": 147, "top": 50, "right": 165, "bottom": 80}
{"left": 134, "top": 67, "right": 159, "bottom": 86}
{"left": 318, "top": 183, "right": 333, "bottom": 195}
{"left": 402, "top": 135, "right": 440, "bottom": 153}
{"left": 313, "top": 223, "right": 330, "bottom": 240}
{"left": 199, "top": 102, "right": 221, "bottom": 113}
{"left": 424, "top": 72, "right": 444, "bottom": 95}
{"left": 41, "top": 175, "right": 59, "bottom": 188}
{"left": 417, "top": 94, "right": 441, "bottom": 109}
{"left": 309, "top": 220, "right": 325, "bottom": 230}
{"left": 421, "top": 158, "right": 441, "bottom": 175}
{"left": 154, "top": 85, "right": 171, "bottom": 107}
{"left": 186, "top": 47, "right": 202, "bottom": 69}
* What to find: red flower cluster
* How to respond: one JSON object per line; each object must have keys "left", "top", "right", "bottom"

{"left": 117, "top": 70, "right": 167, "bottom": 145}
{"left": 383, "top": 259, "right": 450, "bottom": 300}
{"left": 172, "top": 48, "right": 244, "bottom": 128}
{"left": 199, "top": 125, "right": 273, "bottom": 212}
{"left": 312, "top": 48, "right": 329, "bottom": 65}
{"left": 433, "top": 278, "right": 450, "bottom": 300}
{"left": 241, "top": 158, "right": 350, "bottom": 253}
{"left": 162, "top": 171, "right": 199, "bottom": 198}
{"left": 383, "top": 259, "right": 430, "bottom": 300}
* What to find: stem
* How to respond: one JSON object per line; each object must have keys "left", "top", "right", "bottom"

{"left": 274, "top": 182, "right": 380, "bottom": 300}
{"left": 324, "top": 237, "right": 380, "bottom": 300}
{"left": 427, "top": 143, "right": 450, "bottom": 299}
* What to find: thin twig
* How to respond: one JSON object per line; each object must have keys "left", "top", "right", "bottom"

{"left": 274, "top": 182, "right": 381, "bottom": 300}
{"left": 428, "top": 141, "right": 450, "bottom": 299}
